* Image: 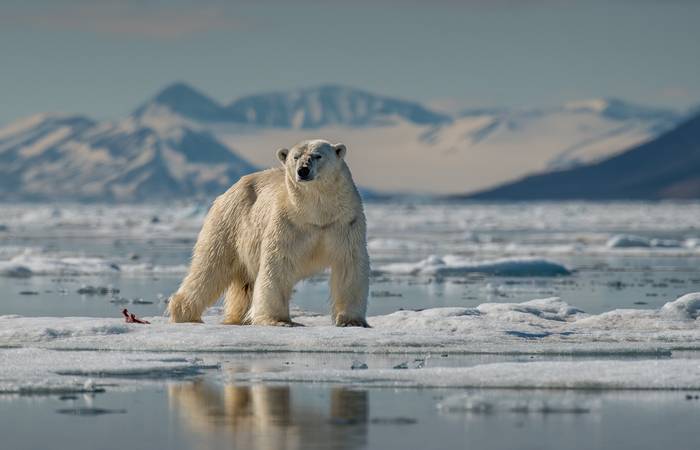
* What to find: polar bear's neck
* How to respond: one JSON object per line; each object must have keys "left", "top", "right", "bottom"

{"left": 285, "top": 165, "right": 360, "bottom": 227}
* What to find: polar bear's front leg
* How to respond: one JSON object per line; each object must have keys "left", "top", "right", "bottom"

{"left": 168, "top": 212, "right": 234, "bottom": 323}
{"left": 246, "top": 242, "right": 298, "bottom": 326}
{"left": 168, "top": 254, "right": 233, "bottom": 323}
{"left": 329, "top": 228, "right": 370, "bottom": 327}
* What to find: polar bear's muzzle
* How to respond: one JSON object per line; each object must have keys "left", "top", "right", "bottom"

{"left": 297, "top": 165, "right": 312, "bottom": 181}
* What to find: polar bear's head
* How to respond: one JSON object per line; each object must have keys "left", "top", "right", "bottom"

{"left": 276, "top": 139, "right": 347, "bottom": 184}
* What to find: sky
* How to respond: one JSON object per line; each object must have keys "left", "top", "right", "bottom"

{"left": 1, "top": 0, "right": 699, "bottom": 124}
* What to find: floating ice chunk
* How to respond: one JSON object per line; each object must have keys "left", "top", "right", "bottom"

{"left": 686, "top": 238, "right": 700, "bottom": 249}
{"left": 606, "top": 234, "right": 651, "bottom": 248}
{"left": 606, "top": 234, "right": 684, "bottom": 249}
{"left": 650, "top": 238, "right": 684, "bottom": 248}
{"left": 0, "top": 251, "right": 120, "bottom": 277}
{"left": 120, "top": 263, "right": 188, "bottom": 275}
{"left": 660, "top": 293, "right": 700, "bottom": 320}
{"left": 377, "top": 255, "right": 571, "bottom": 277}
{"left": 0, "top": 265, "right": 32, "bottom": 278}
{"left": 367, "top": 238, "right": 431, "bottom": 251}
{"left": 0, "top": 250, "right": 188, "bottom": 277}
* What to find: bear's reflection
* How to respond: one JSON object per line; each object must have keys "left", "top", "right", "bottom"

{"left": 169, "top": 381, "right": 368, "bottom": 450}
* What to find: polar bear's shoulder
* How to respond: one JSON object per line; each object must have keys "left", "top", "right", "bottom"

{"left": 237, "top": 167, "right": 285, "bottom": 189}
{"left": 217, "top": 167, "right": 285, "bottom": 206}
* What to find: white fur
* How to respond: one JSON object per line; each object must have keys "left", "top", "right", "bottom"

{"left": 168, "top": 139, "right": 370, "bottom": 327}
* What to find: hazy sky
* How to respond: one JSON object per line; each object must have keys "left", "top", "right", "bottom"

{"left": 1, "top": 0, "right": 699, "bottom": 124}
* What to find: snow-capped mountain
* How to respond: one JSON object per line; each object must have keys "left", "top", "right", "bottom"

{"left": 0, "top": 113, "right": 257, "bottom": 201}
{"left": 0, "top": 82, "right": 689, "bottom": 199}
{"left": 466, "top": 109, "right": 700, "bottom": 200}
{"left": 424, "top": 98, "right": 682, "bottom": 173}
{"left": 135, "top": 83, "right": 452, "bottom": 128}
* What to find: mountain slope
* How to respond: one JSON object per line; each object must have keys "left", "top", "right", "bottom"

{"left": 465, "top": 111, "right": 700, "bottom": 200}
{"left": 0, "top": 114, "right": 257, "bottom": 201}
{"left": 222, "top": 98, "right": 682, "bottom": 195}
{"left": 132, "top": 82, "right": 240, "bottom": 123}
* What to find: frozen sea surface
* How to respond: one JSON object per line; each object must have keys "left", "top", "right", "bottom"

{"left": 2, "top": 201, "right": 700, "bottom": 449}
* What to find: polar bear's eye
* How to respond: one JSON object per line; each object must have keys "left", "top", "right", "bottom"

{"left": 312, "top": 154, "right": 322, "bottom": 160}
{"left": 293, "top": 155, "right": 300, "bottom": 160}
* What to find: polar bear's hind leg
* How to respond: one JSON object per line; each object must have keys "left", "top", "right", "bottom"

{"left": 222, "top": 280, "right": 253, "bottom": 325}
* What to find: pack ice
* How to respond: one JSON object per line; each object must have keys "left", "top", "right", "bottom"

{"left": 2, "top": 293, "right": 700, "bottom": 393}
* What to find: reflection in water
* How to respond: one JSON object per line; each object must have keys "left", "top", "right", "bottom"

{"left": 169, "top": 381, "right": 368, "bottom": 450}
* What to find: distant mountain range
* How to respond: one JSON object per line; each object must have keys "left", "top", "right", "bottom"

{"left": 465, "top": 110, "right": 700, "bottom": 200}
{"left": 134, "top": 82, "right": 452, "bottom": 128}
{"left": 0, "top": 82, "right": 693, "bottom": 201}
{"left": 0, "top": 113, "right": 256, "bottom": 201}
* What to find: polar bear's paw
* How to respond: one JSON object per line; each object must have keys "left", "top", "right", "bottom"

{"left": 167, "top": 294, "right": 204, "bottom": 323}
{"left": 335, "top": 315, "right": 370, "bottom": 328}
{"left": 251, "top": 316, "right": 305, "bottom": 327}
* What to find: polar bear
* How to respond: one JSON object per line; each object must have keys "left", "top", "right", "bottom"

{"left": 168, "top": 139, "right": 370, "bottom": 327}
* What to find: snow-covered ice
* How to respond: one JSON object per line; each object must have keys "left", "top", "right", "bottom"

{"left": 2, "top": 294, "right": 699, "bottom": 355}
{"left": 1, "top": 293, "right": 700, "bottom": 393}
{"left": 0, "top": 348, "right": 216, "bottom": 394}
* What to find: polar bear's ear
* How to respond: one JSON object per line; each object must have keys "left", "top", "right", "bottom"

{"left": 333, "top": 143, "right": 347, "bottom": 159}
{"left": 276, "top": 148, "right": 289, "bottom": 164}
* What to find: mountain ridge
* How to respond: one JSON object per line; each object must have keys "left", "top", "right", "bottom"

{"left": 0, "top": 82, "right": 692, "bottom": 199}
{"left": 135, "top": 82, "right": 453, "bottom": 129}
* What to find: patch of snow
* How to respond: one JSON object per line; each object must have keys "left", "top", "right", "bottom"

{"left": 377, "top": 256, "right": 571, "bottom": 277}
{"left": 18, "top": 126, "right": 73, "bottom": 158}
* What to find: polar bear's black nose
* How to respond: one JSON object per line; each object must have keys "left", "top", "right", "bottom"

{"left": 297, "top": 166, "right": 311, "bottom": 180}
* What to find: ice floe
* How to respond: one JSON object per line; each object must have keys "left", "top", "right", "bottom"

{"left": 376, "top": 256, "right": 571, "bottom": 277}
{"left": 0, "top": 250, "right": 187, "bottom": 277}
{"left": 606, "top": 234, "right": 688, "bottom": 249}
{"left": 2, "top": 294, "right": 700, "bottom": 394}
{"left": 1, "top": 294, "right": 699, "bottom": 355}
{"left": 0, "top": 251, "right": 121, "bottom": 277}
{"left": 0, "top": 348, "right": 216, "bottom": 394}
